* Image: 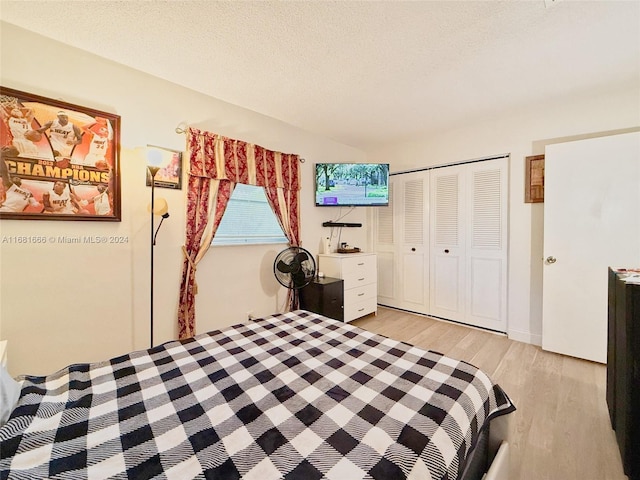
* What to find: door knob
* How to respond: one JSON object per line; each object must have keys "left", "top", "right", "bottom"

{"left": 546, "top": 256, "right": 557, "bottom": 264}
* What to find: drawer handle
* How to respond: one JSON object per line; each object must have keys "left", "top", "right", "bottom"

{"left": 357, "top": 262, "right": 364, "bottom": 266}
{"left": 357, "top": 293, "right": 364, "bottom": 296}
{"left": 358, "top": 278, "right": 365, "bottom": 281}
{"left": 358, "top": 308, "right": 365, "bottom": 312}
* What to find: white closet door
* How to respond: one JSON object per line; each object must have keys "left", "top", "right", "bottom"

{"left": 430, "top": 158, "right": 508, "bottom": 331}
{"left": 465, "top": 159, "right": 508, "bottom": 331}
{"left": 375, "top": 172, "right": 429, "bottom": 314}
{"left": 399, "top": 172, "right": 429, "bottom": 313}
{"left": 430, "top": 165, "right": 466, "bottom": 321}
{"left": 375, "top": 180, "right": 398, "bottom": 308}
{"left": 542, "top": 132, "right": 640, "bottom": 363}
{"left": 376, "top": 158, "right": 508, "bottom": 332}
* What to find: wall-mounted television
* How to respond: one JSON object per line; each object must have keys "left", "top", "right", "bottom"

{"left": 315, "top": 163, "right": 390, "bottom": 207}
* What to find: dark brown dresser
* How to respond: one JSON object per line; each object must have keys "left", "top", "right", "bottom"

{"left": 607, "top": 267, "right": 640, "bottom": 480}
{"left": 299, "top": 276, "right": 344, "bottom": 321}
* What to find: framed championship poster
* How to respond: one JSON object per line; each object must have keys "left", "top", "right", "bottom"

{"left": 0, "top": 87, "right": 121, "bottom": 221}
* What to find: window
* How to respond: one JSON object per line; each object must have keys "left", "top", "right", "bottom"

{"left": 212, "top": 183, "right": 288, "bottom": 245}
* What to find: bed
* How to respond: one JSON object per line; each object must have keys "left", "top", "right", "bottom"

{"left": 0, "top": 310, "right": 515, "bottom": 479}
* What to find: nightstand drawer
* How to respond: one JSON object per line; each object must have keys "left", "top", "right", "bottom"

{"left": 344, "top": 297, "right": 377, "bottom": 322}
{"left": 343, "top": 273, "right": 375, "bottom": 290}
{"left": 344, "top": 283, "right": 377, "bottom": 304}
{"left": 341, "top": 256, "right": 376, "bottom": 280}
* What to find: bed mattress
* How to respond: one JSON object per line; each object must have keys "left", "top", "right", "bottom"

{"left": 0, "top": 310, "right": 514, "bottom": 479}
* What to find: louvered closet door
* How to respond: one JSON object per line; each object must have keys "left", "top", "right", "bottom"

{"left": 374, "top": 172, "right": 430, "bottom": 314}
{"left": 430, "top": 165, "right": 466, "bottom": 321}
{"left": 398, "top": 172, "right": 429, "bottom": 313}
{"left": 465, "top": 159, "right": 508, "bottom": 331}
{"left": 375, "top": 180, "right": 398, "bottom": 308}
{"left": 430, "top": 159, "right": 508, "bottom": 331}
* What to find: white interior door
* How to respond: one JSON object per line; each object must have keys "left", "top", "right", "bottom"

{"left": 542, "top": 132, "right": 640, "bottom": 363}
{"left": 430, "top": 165, "right": 466, "bottom": 321}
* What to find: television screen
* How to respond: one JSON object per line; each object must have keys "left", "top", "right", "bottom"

{"left": 315, "top": 163, "right": 390, "bottom": 207}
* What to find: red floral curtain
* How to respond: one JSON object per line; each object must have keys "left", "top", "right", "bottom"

{"left": 178, "top": 128, "right": 301, "bottom": 339}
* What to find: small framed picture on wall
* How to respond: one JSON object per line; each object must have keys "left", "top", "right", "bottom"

{"left": 0, "top": 86, "right": 121, "bottom": 221}
{"left": 525, "top": 154, "right": 544, "bottom": 203}
{"left": 145, "top": 145, "right": 183, "bottom": 190}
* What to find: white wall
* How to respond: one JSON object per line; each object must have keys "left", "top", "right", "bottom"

{"left": 0, "top": 23, "right": 369, "bottom": 375}
{"left": 367, "top": 85, "right": 640, "bottom": 344}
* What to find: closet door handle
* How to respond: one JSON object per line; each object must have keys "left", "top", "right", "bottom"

{"left": 411, "top": 248, "right": 416, "bottom": 252}
{"left": 444, "top": 249, "right": 450, "bottom": 253}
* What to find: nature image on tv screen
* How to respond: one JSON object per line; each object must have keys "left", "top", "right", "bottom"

{"left": 315, "top": 163, "right": 389, "bottom": 206}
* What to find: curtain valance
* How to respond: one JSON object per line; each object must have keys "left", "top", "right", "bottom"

{"left": 187, "top": 128, "right": 300, "bottom": 191}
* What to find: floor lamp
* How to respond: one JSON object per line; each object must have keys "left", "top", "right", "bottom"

{"left": 147, "top": 164, "right": 169, "bottom": 349}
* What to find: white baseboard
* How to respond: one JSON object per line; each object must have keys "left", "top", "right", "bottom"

{"left": 507, "top": 329, "right": 541, "bottom": 346}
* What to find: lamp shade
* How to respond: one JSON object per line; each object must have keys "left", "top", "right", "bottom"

{"left": 147, "top": 146, "right": 165, "bottom": 167}
{"left": 147, "top": 197, "right": 169, "bottom": 216}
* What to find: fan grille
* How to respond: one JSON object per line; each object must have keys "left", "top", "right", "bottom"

{"left": 274, "top": 247, "right": 316, "bottom": 290}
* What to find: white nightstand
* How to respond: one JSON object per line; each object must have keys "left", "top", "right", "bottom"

{"left": 318, "top": 253, "right": 377, "bottom": 322}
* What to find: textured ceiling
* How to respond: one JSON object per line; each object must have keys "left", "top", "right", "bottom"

{"left": 1, "top": 1, "right": 638, "bottom": 150}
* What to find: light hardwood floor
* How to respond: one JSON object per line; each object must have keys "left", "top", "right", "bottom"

{"left": 352, "top": 307, "right": 627, "bottom": 480}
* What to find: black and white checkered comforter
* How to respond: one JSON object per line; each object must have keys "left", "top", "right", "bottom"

{"left": 0, "top": 310, "right": 514, "bottom": 480}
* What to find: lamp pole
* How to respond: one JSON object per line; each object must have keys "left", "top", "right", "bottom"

{"left": 148, "top": 165, "right": 160, "bottom": 349}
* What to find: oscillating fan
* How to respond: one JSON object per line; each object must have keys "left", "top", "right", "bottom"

{"left": 273, "top": 246, "right": 316, "bottom": 293}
